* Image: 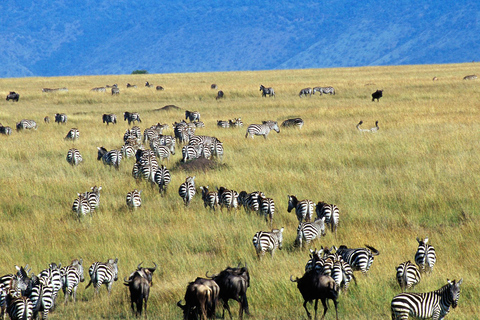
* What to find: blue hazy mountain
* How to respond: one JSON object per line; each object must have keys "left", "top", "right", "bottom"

{"left": 1, "top": 0, "right": 479, "bottom": 78}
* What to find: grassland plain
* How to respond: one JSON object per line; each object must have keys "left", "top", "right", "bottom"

{"left": 0, "top": 63, "right": 479, "bottom": 319}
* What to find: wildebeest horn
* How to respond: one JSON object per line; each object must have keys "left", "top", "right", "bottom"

{"left": 152, "top": 262, "right": 157, "bottom": 270}
{"left": 137, "top": 262, "right": 143, "bottom": 269}
{"left": 205, "top": 271, "right": 216, "bottom": 278}
{"left": 123, "top": 276, "right": 131, "bottom": 285}
{"left": 290, "top": 275, "right": 299, "bottom": 282}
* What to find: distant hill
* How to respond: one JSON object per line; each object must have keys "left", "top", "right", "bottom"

{"left": 1, "top": 0, "right": 479, "bottom": 78}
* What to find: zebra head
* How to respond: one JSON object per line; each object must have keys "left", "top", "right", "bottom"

{"left": 447, "top": 279, "right": 463, "bottom": 308}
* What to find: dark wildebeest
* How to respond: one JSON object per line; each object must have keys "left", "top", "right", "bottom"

{"left": 124, "top": 262, "right": 157, "bottom": 317}
{"left": 126, "top": 83, "right": 137, "bottom": 88}
{"left": 216, "top": 91, "right": 224, "bottom": 100}
{"left": 156, "top": 86, "right": 164, "bottom": 91}
{"left": 103, "top": 114, "right": 117, "bottom": 125}
{"left": 290, "top": 270, "right": 339, "bottom": 320}
{"left": 0, "top": 125, "right": 12, "bottom": 135}
{"left": 206, "top": 264, "right": 250, "bottom": 319}
{"left": 259, "top": 84, "right": 275, "bottom": 97}
{"left": 211, "top": 84, "right": 218, "bottom": 90}
{"left": 6, "top": 91, "right": 19, "bottom": 102}
{"left": 145, "top": 81, "right": 153, "bottom": 87}
{"left": 177, "top": 277, "right": 219, "bottom": 320}
{"left": 371, "top": 89, "right": 383, "bottom": 102}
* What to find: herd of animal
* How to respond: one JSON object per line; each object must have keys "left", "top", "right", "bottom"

{"left": 1, "top": 79, "right": 466, "bottom": 319}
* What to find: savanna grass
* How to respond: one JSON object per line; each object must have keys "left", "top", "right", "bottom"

{"left": 0, "top": 63, "right": 479, "bottom": 319}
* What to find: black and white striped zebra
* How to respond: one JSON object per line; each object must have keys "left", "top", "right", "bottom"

{"left": 124, "top": 112, "right": 142, "bottom": 125}
{"left": 189, "top": 135, "right": 219, "bottom": 148}
{"left": 396, "top": 261, "right": 421, "bottom": 292}
{"left": 16, "top": 119, "right": 37, "bottom": 131}
{"left": 210, "top": 139, "right": 224, "bottom": 160}
{"left": 55, "top": 113, "right": 67, "bottom": 124}
{"left": 281, "top": 118, "right": 304, "bottom": 129}
{"left": 152, "top": 144, "right": 172, "bottom": 162}
{"left": 415, "top": 237, "right": 436, "bottom": 274}
{"left": 154, "top": 165, "right": 171, "bottom": 195}
{"left": 295, "top": 217, "right": 326, "bottom": 249}
{"left": 245, "top": 121, "right": 280, "bottom": 139}
{"left": 217, "top": 187, "right": 238, "bottom": 211}
{"left": 0, "top": 125, "right": 12, "bottom": 135}
{"left": 182, "top": 144, "right": 200, "bottom": 162}
{"left": 330, "top": 258, "right": 355, "bottom": 293}
{"left": 61, "top": 259, "right": 85, "bottom": 304}
{"left": 185, "top": 110, "right": 200, "bottom": 122}
{"left": 259, "top": 84, "right": 275, "bottom": 97}
{"left": 72, "top": 193, "right": 92, "bottom": 219}
{"left": 217, "top": 120, "right": 230, "bottom": 128}
{"left": 259, "top": 195, "right": 275, "bottom": 227}
{"left": 31, "top": 272, "right": 57, "bottom": 319}
{"left": 111, "top": 87, "right": 120, "bottom": 95}
{"left": 83, "top": 186, "right": 102, "bottom": 212}
{"left": 85, "top": 258, "right": 119, "bottom": 295}
{"left": 0, "top": 267, "right": 30, "bottom": 318}
{"left": 121, "top": 144, "right": 136, "bottom": 159}
{"left": 5, "top": 295, "right": 33, "bottom": 320}
{"left": 335, "top": 245, "right": 380, "bottom": 275}
{"left": 97, "top": 147, "right": 122, "bottom": 170}
{"left": 313, "top": 86, "right": 335, "bottom": 95}
{"left": 240, "top": 191, "right": 264, "bottom": 214}
{"left": 391, "top": 279, "right": 463, "bottom": 320}
{"left": 66, "top": 148, "right": 83, "bottom": 166}
{"left": 150, "top": 136, "right": 176, "bottom": 157}
{"left": 179, "top": 176, "right": 196, "bottom": 206}
{"left": 299, "top": 87, "right": 312, "bottom": 97}
{"left": 287, "top": 195, "right": 314, "bottom": 223}
{"left": 64, "top": 128, "right": 80, "bottom": 141}
{"left": 228, "top": 118, "right": 243, "bottom": 127}
{"left": 126, "top": 189, "right": 142, "bottom": 208}
{"left": 200, "top": 186, "right": 219, "bottom": 211}
{"left": 316, "top": 202, "right": 339, "bottom": 237}
{"left": 102, "top": 113, "right": 117, "bottom": 125}
{"left": 173, "top": 121, "right": 193, "bottom": 144}
{"left": 124, "top": 126, "right": 142, "bottom": 143}
{"left": 252, "top": 228, "right": 284, "bottom": 259}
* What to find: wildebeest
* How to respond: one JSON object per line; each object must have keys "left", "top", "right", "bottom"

{"left": 299, "top": 88, "right": 312, "bottom": 97}
{"left": 216, "top": 90, "right": 224, "bottom": 100}
{"left": 205, "top": 264, "right": 250, "bottom": 319}
{"left": 145, "top": 81, "right": 153, "bottom": 87}
{"left": 371, "top": 89, "right": 383, "bottom": 102}
{"left": 463, "top": 74, "right": 477, "bottom": 80}
{"left": 6, "top": 91, "right": 19, "bottom": 102}
{"left": 112, "top": 87, "right": 120, "bottom": 95}
{"left": 259, "top": 84, "right": 275, "bottom": 97}
{"left": 124, "top": 262, "right": 157, "bottom": 317}
{"left": 156, "top": 86, "right": 164, "bottom": 91}
{"left": 210, "top": 84, "right": 218, "bottom": 90}
{"left": 177, "top": 277, "right": 219, "bottom": 320}
{"left": 102, "top": 114, "right": 117, "bottom": 125}
{"left": 290, "top": 271, "right": 339, "bottom": 320}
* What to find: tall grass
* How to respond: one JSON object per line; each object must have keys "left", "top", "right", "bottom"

{"left": 0, "top": 63, "right": 479, "bottom": 319}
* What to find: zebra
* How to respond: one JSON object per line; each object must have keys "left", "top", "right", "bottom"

{"left": 154, "top": 165, "right": 171, "bottom": 195}
{"left": 463, "top": 74, "right": 477, "bottom": 80}
{"left": 415, "top": 237, "right": 436, "bottom": 274}
{"left": 66, "top": 148, "right": 83, "bottom": 166}
{"left": 356, "top": 120, "right": 371, "bottom": 133}
{"left": 44, "top": 116, "right": 50, "bottom": 123}
{"left": 228, "top": 118, "right": 243, "bottom": 127}
{"left": 245, "top": 121, "right": 280, "bottom": 139}
{"left": 121, "top": 144, "right": 136, "bottom": 158}
{"left": 111, "top": 87, "right": 120, "bottom": 95}
{"left": 295, "top": 217, "right": 326, "bottom": 249}
{"left": 182, "top": 144, "right": 200, "bottom": 162}
{"left": 259, "top": 195, "right": 275, "bottom": 227}
{"left": 217, "top": 120, "right": 230, "bottom": 128}
{"left": 200, "top": 186, "right": 219, "bottom": 211}
{"left": 211, "top": 139, "right": 224, "bottom": 160}
{"left": 64, "top": 128, "right": 80, "bottom": 141}
{"left": 33, "top": 270, "right": 59, "bottom": 318}
{"left": 124, "top": 112, "right": 142, "bottom": 125}
{"left": 85, "top": 258, "right": 119, "bottom": 295}
{"left": 252, "top": 228, "right": 284, "bottom": 259}
{"left": 5, "top": 295, "right": 33, "bottom": 320}
{"left": 259, "top": 84, "right": 275, "bottom": 97}
{"left": 216, "top": 90, "right": 224, "bottom": 100}
{"left": 83, "top": 186, "right": 102, "bottom": 212}
{"left": 102, "top": 113, "right": 117, "bottom": 125}
{"left": 281, "top": 118, "right": 304, "bottom": 129}
{"left": 16, "top": 119, "right": 37, "bottom": 131}
{"left": 124, "top": 126, "right": 142, "bottom": 143}
{"left": 217, "top": 187, "right": 239, "bottom": 211}
{"left": 0, "top": 126, "right": 12, "bottom": 135}
{"left": 335, "top": 245, "right": 380, "bottom": 275}
{"left": 391, "top": 279, "right": 463, "bottom": 320}
{"left": 72, "top": 193, "right": 92, "bottom": 219}
{"left": 97, "top": 147, "right": 122, "bottom": 170}
{"left": 299, "top": 87, "right": 312, "bottom": 97}
{"left": 0, "top": 267, "right": 30, "bottom": 318}
{"left": 316, "top": 202, "right": 339, "bottom": 237}
{"left": 54, "top": 113, "right": 67, "bottom": 124}
{"left": 370, "top": 121, "right": 379, "bottom": 132}
{"left": 173, "top": 122, "right": 193, "bottom": 144}
{"left": 144, "top": 123, "right": 167, "bottom": 143}
{"left": 126, "top": 83, "right": 137, "bottom": 88}
{"left": 38, "top": 262, "right": 63, "bottom": 298}
{"left": 185, "top": 110, "right": 201, "bottom": 122}
{"left": 330, "top": 258, "right": 356, "bottom": 293}
{"left": 240, "top": 191, "right": 264, "bottom": 214}
{"left": 91, "top": 87, "right": 106, "bottom": 92}
{"left": 313, "top": 86, "right": 335, "bottom": 95}
{"left": 193, "top": 120, "right": 205, "bottom": 127}
{"left": 152, "top": 144, "right": 172, "bottom": 162}
{"left": 178, "top": 176, "right": 196, "bottom": 206}
{"left": 126, "top": 189, "right": 142, "bottom": 208}
{"left": 61, "top": 259, "right": 85, "bottom": 304}
{"left": 396, "top": 261, "right": 421, "bottom": 292}
{"left": 287, "top": 195, "right": 315, "bottom": 223}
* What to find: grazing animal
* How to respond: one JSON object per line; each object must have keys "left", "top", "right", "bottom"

{"left": 85, "top": 258, "right": 119, "bottom": 296}
{"left": 106, "top": 84, "right": 118, "bottom": 88}
{"left": 290, "top": 271, "right": 339, "bottom": 320}
{"left": 356, "top": 120, "right": 370, "bottom": 133}
{"left": 0, "top": 267, "right": 31, "bottom": 319}
{"left": 210, "top": 84, "right": 218, "bottom": 89}
{"left": 415, "top": 237, "right": 436, "bottom": 274}
{"left": 370, "top": 121, "right": 379, "bottom": 132}
{"left": 259, "top": 84, "right": 275, "bottom": 97}
{"left": 245, "top": 121, "right": 280, "bottom": 139}
{"left": 252, "top": 228, "right": 284, "bottom": 259}
{"left": 216, "top": 90, "right": 224, "bottom": 100}
{"left": 64, "top": 128, "right": 80, "bottom": 141}
{"left": 111, "top": 87, "right": 120, "bottom": 95}
{"left": 432, "top": 76, "right": 438, "bottom": 81}
{"left": 217, "top": 187, "right": 239, "bottom": 211}
{"left": 42, "top": 87, "right": 68, "bottom": 92}
{"left": 217, "top": 120, "right": 230, "bottom": 128}
{"left": 154, "top": 165, "right": 171, "bottom": 195}
{"left": 335, "top": 245, "right": 380, "bottom": 275}
{"left": 185, "top": 110, "right": 201, "bottom": 122}
{"left": 102, "top": 113, "right": 117, "bottom": 125}
{"left": 5, "top": 295, "right": 33, "bottom": 320}
{"left": 259, "top": 194, "right": 275, "bottom": 227}
{"left": 44, "top": 116, "right": 50, "bottom": 123}
{"left": 179, "top": 176, "right": 196, "bottom": 206}
{"left": 91, "top": 87, "right": 106, "bottom": 92}
{"left": 30, "top": 272, "right": 57, "bottom": 319}
{"left": 281, "top": 118, "right": 304, "bottom": 129}
{"left": 6, "top": 91, "right": 19, "bottom": 102}
{"left": 0, "top": 125, "right": 12, "bottom": 135}
{"left": 97, "top": 147, "right": 122, "bottom": 170}
{"left": 316, "top": 202, "right": 339, "bottom": 237}
{"left": 16, "top": 119, "right": 37, "bottom": 131}
{"left": 124, "top": 263, "right": 157, "bottom": 317}
{"left": 72, "top": 193, "right": 92, "bottom": 219}
{"left": 145, "top": 81, "right": 153, "bottom": 87}
{"left": 156, "top": 85, "right": 164, "bottom": 90}
{"left": 391, "top": 279, "right": 462, "bottom": 320}
{"left": 463, "top": 74, "right": 477, "bottom": 80}
{"left": 126, "top": 83, "right": 137, "bottom": 88}
{"left": 313, "top": 86, "right": 336, "bottom": 95}
{"left": 178, "top": 280, "right": 215, "bottom": 320}
{"left": 61, "top": 259, "right": 85, "bottom": 304}
{"left": 66, "top": 148, "right": 83, "bottom": 166}
{"left": 295, "top": 217, "right": 326, "bottom": 249}
{"left": 124, "top": 112, "right": 142, "bottom": 125}
{"left": 396, "top": 261, "right": 421, "bottom": 292}
{"left": 228, "top": 118, "right": 243, "bottom": 127}
{"left": 200, "top": 186, "right": 219, "bottom": 211}
{"left": 55, "top": 113, "right": 68, "bottom": 124}
{"left": 83, "top": 185, "right": 102, "bottom": 212}
{"left": 205, "top": 265, "right": 250, "bottom": 319}
{"left": 372, "top": 89, "right": 383, "bottom": 101}
{"left": 287, "top": 195, "right": 315, "bottom": 223}
{"left": 126, "top": 189, "right": 142, "bottom": 208}
{"left": 299, "top": 87, "right": 312, "bottom": 97}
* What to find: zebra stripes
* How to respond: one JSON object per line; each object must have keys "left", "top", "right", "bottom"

{"left": 5, "top": 295, "right": 33, "bottom": 320}
{"left": 299, "top": 87, "right": 312, "bottom": 97}
{"left": 154, "top": 165, "right": 171, "bottom": 195}
{"left": 54, "top": 113, "right": 68, "bottom": 124}
{"left": 200, "top": 186, "right": 219, "bottom": 211}
{"left": 97, "top": 147, "right": 122, "bottom": 170}
{"left": 281, "top": 118, "right": 304, "bottom": 129}
{"left": 66, "top": 148, "right": 83, "bottom": 166}
{"left": 391, "top": 279, "right": 463, "bottom": 320}
{"left": 30, "top": 274, "right": 56, "bottom": 319}
{"left": 287, "top": 195, "right": 314, "bottom": 223}
{"left": 396, "top": 261, "right": 421, "bottom": 292}
{"left": 295, "top": 217, "right": 326, "bottom": 249}
{"left": 179, "top": 176, "right": 196, "bottom": 206}
{"left": 83, "top": 186, "right": 102, "bottom": 212}
{"left": 123, "top": 112, "right": 142, "bottom": 125}
{"left": 252, "top": 228, "right": 284, "bottom": 259}
{"left": 259, "top": 84, "right": 275, "bottom": 97}
{"left": 64, "top": 128, "right": 80, "bottom": 141}
{"left": 217, "top": 187, "right": 238, "bottom": 211}
{"left": 185, "top": 110, "right": 201, "bottom": 122}
{"left": 415, "top": 237, "right": 436, "bottom": 274}
{"left": 259, "top": 195, "right": 275, "bottom": 227}
{"left": 16, "top": 119, "right": 37, "bottom": 131}
{"left": 61, "top": 259, "right": 85, "bottom": 304}
{"left": 102, "top": 113, "right": 117, "bottom": 125}
{"left": 0, "top": 125, "right": 12, "bottom": 135}
{"left": 239, "top": 191, "right": 264, "bottom": 214}
{"left": 335, "top": 245, "right": 380, "bottom": 275}
{"left": 85, "top": 258, "right": 119, "bottom": 295}
{"left": 316, "top": 202, "right": 339, "bottom": 236}
{"left": 126, "top": 189, "right": 142, "bottom": 208}
{"left": 217, "top": 120, "right": 230, "bottom": 128}
{"left": 245, "top": 121, "right": 280, "bottom": 139}
{"left": 313, "top": 86, "right": 335, "bottom": 95}
{"left": 72, "top": 193, "right": 92, "bottom": 219}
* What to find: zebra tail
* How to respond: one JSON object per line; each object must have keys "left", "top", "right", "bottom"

{"left": 85, "top": 279, "right": 92, "bottom": 289}
{"left": 365, "top": 244, "right": 380, "bottom": 256}
{"left": 32, "top": 283, "right": 44, "bottom": 318}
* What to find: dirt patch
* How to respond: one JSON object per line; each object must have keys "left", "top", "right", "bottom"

{"left": 154, "top": 105, "right": 181, "bottom": 111}
{"left": 172, "top": 157, "right": 226, "bottom": 173}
